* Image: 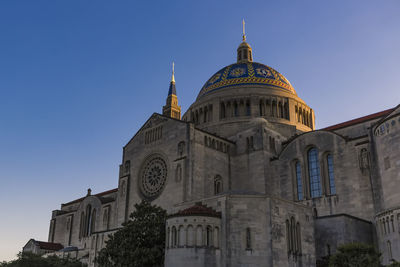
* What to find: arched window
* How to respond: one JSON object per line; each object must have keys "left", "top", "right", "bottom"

{"left": 246, "top": 101, "right": 251, "bottom": 116}
{"left": 90, "top": 209, "right": 96, "bottom": 235}
{"left": 178, "top": 225, "right": 185, "bottom": 247}
{"left": 206, "top": 226, "right": 213, "bottom": 247}
{"left": 308, "top": 148, "right": 322, "bottom": 198}
{"left": 213, "top": 227, "right": 220, "bottom": 248}
{"left": 296, "top": 222, "right": 301, "bottom": 254}
{"left": 278, "top": 102, "right": 283, "bottom": 118}
{"left": 196, "top": 226, "right": 203, "bottom": 246}
{"left": 259, "top": 100, "right": 265, "bottom": 116}
{"left": 187, "top": 225, "right": 194, "bottom": 246}
{"left": 214, "top": 175, "right": 223, "bottom": 195}
{"left": 387, "top": 240, "right": 392, "bottom": 260}
{"left": 290, "top": 217, "right": 296, "bottom": 253}
{"left": 79, "top": 212, "right": 85, "bottom": 239}
{"left": 327, "top": 154, "right": 336, "bottom": 194}
{"left": 234, "top": 102, "right": 239, "bottom": 117}
{"left": 286, "top": 220, "right": 291, "bottom": 253}
{"left": 85, "top": 205, "right": 92, "bottom": 237}
{"left": 295, "top": 161, "right": 303, "bottom": 200}
{"left": 167, "top": 227, "right": 170, "bottom": 248}
{"left": 172, "top": 226, "right": 177, "bottom": 247}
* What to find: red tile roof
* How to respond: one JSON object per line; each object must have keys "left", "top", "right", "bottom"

{"left": 35, "top": 240, "right": 63, "bottom": 251}
{"left": 170, "top": 203, "right": 221, "bottom": 218}
{"left": 322, "top": 108, "right": 394, "bottom": 131}
{"left": 62, "top": 188, "right": 118, "bottom": 206}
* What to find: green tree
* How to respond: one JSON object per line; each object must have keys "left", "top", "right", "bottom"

{"left": 96, "top": 200, "right": 167, "bottom": 267}
{"left": 0, "top": 252, "right": 86, "bottom": 267}
{"left": 329, "top": 242, "right": 381, "bottom": 267}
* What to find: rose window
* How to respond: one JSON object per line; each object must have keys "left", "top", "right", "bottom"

{"left": 139, "top": 156, "right": 167, "bottom": 199}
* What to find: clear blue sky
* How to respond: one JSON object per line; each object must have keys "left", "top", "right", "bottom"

{"left": 0, "top": 0, "right": 399, "bottom": 261}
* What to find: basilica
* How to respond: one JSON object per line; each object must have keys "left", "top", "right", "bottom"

{"left": 25, "top": 29, "right": 400, "bottom": 266}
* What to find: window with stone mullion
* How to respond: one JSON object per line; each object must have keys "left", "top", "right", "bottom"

{"left": 308, "top": 148, "right": 322, "bottom": 198}
{"left": 327, "top": 154, "right": 336, "bottom": 195}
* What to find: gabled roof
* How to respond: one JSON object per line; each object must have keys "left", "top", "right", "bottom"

{"left": 322, "top": 108, "right": 395, "bottom": 131}
{"left": 61, "top": 188, "right": 117, "bottom": 207}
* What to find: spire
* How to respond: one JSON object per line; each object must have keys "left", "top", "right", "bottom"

{"left": 171, "top": 62, "right": 175, "bottom": 83}
{"left": 237, "top": 19, "right": 253, "bottom": 63}
{"left": 168, "top": 62, "right": 177, "bottom": 96}
{"left": 242, "top": 19, "right": 246, "bottom": 42}
{"left": 163, "top": 62, "right": 181, "bottom": 119}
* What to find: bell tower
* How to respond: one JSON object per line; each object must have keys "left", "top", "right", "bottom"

{"left": 163, "top": 62, "right": 181, "bottom": 119}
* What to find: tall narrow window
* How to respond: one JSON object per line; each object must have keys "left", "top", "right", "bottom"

{"left": 327, "top": 154, "right": 336, "bottom": 194}
{"left": 286, "top": 220, "right": 291, "bottom": 253}
{"left": 295, "top": 161, "right": 303, "bottom": 200}
{"left": 206, "top": 226, "right": 212, "bottom": 247}
{"left": 387, "top": 240, "right": 392, "bottom": 260}
{"left": 234, "top": 102, "right": 239, "bottom": 117}
{"left": 246, "top": 101, "right": 251, "bottom": 116}
{"left": 214, "top": 175, "right": 223, "bottom": 195}
{"left": 296, "top": 222, "right": 301, "bottom": 254}
{"left": 85, "top": 205, "right": 92, "bottom": 237}
{"left": 90, "top": 209, "right": 96, "bottom": 235}
{"left": 308, "top": 148, "right": 322, "bottom": 198}
{"left": 246, "top": 227, "right": 251, "bottom": 250}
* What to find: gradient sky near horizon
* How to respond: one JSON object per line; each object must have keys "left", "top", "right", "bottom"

{"left": 0, "top": 0, "right": 399, "bottom": 261}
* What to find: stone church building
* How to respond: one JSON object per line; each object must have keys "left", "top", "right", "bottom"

{"left": 32, "top": 31, "right": 400, "bottom": 266}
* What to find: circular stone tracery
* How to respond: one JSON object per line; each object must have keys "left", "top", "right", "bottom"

{"left": 139, "top": 155, "right": 168, "bottom": 199}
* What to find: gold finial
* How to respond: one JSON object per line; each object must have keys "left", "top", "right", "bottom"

{"left": 171, "top": 62, "right": 175, "bottom": 83}
{"left": 242, "top": 19, "right": 246, "bottom": 41}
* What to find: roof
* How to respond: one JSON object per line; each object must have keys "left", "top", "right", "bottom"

{"left": 322, "top": 108, "right": 395, "bottom": 131}
{"left": 168, "top": 81, "right": 176, "bottom": 95}
{"left": 169, "top": 203, "right": 221, "bottom": 218}
{"left": 62, "top": 188, "right": 118, "bottom": 206}
{"left": 34, "top": 240, "right": 63, "bottom": 251}
{"left": 197, "top": 62, "right": 296, "bottom": 100}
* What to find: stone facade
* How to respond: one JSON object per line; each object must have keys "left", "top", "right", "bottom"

{"left": 36, "top": 36, "right": 400, "bottom": 266}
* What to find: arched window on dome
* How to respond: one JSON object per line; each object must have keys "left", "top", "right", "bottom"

{"left": 308, "top": 148, "right": 322, "bottom": 198}
{"left": 226, "top": 102, "right": 231, "bottom": 118}
{"left": 204, "top": 106, "right": 208, "bottom": 123}
{"left": 284, "top": 102, "right": 289, "bottom": 120}
{"left": 266, "top": 99, "right": 271, "bottom": 116}
{"left": 272, "top": 100, "right": 277, "bottom": 117}
{"left": 278, "top": 102, "right": 283, "bottom": 118}
{"left": 220, "top": 102, "right": 226, "bottom": 119}
{"left": 234, "top": 101, "right": 239, "bottom": 117}
{"left": 259, "top": 100, "right": 265, "bottom": 116}
{"left": 295, "top": 161, "right": 303, "bottom": 201}
{"left": 246, "top": 100, "right": 251, "bottom": 116}
{"left": 327, "top": 154, "right": 336, "bottom": 195}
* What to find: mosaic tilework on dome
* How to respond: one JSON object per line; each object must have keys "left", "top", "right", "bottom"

{"left": 197, "top": 62, "right": 296, "bottom": 99}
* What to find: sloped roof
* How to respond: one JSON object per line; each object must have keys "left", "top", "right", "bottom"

{"left": 322, "top": 108, "right": 395, "bottom": 131}
{"left": 169, "top": 203, "right": 221, "bottom": 218}
{"left": 34, "top": 240, "right": 63, "bottom": 251}
{"left": 62, "top": 188, "right": 118, "bottom": 206}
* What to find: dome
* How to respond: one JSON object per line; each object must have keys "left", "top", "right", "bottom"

{"left": 197, "top": 62, "right": 296, "bottom": 100}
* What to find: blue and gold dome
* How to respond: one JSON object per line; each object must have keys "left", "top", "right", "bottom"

{"left": 197, "top": 62, "right": 296, "bottom": 99}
